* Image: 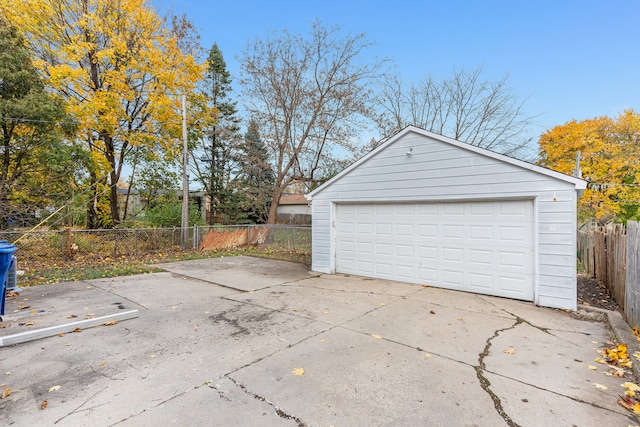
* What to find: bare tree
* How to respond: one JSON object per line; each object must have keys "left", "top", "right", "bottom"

{"left": 376, "top": 67, "right": 534, "bottom": 158}
{"left": 239, "top": 21, "right": 385, "bottom": 223}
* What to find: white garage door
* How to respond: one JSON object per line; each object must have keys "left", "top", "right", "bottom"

{"left": 335, "top": 200, "right": 534, "bottom": 300}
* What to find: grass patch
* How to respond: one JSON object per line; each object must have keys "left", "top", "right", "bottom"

{"left": 18, "top": 246, "right": 310, "bottom": 287}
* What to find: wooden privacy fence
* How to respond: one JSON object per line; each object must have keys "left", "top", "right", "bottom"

{"left": 578, "top": 222, "right": 640, "bottom": 328}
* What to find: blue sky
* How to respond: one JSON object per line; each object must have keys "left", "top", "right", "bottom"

{"left": 157, "top": 0, "right": 639, "bottom": 147}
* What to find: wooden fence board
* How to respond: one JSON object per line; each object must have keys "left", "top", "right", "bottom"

{"left": 577, "top": 223, "right": 628, "bottom": 310}
{"left": 626, "top": 222, "right": 640, "bottom": 327}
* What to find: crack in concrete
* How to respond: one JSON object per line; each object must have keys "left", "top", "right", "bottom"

{"left": 476, "top": 318, "right": 523, "bottom": 427}
{"left": 228, "top": 377, "right": 306, "bottom": 426}
{"left": 483, "top": 369, "right": 640, "bottom": 423}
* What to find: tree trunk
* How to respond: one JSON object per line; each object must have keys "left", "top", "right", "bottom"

{"left": 86, "top": 170, "right": 99, "bottom": 229}
{"left": 109, "top": 169, "right": 120, "bottom": 224}
{"left": 266, "top": 186, "right": 284, "bottom": 224}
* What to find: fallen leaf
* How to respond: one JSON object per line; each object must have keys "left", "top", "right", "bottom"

{"left": 371, "top": 334, "right": 382, "bottom": 340}
{"left": 503, "top": 347, "right": 516, "bottom": 355}
{"left": 587, "top": 365, "right": 597, "bottom": 370}
{"left": 320, "top": 339, "right": 326, "bottom": 343}
{"left": 457, "top": 317, "right": 463, "bottom": 321}
{"left": 72, "top": 328, "right": 82, "bottom": 333}
{"left": 379, "top": 303, "right": 386, "bottom": 306}
{"left": 67, "top": 315, "right": 78, "bottom": 319}
{"left": 634, "top": 351, "right": 640, "bottom": 362}
{"left": 422, "top": 284, "right": 429, "bottom": 288}
{"left": 292, "top": 368, "right": 304, "bottom": 376}
{"left": 48, "top": 385, "right": 61, "bottom": 393}
{"left": 429, "top": 310, "right": 435, "bottom": 315}
{"left": 623, "top": 382, "right": 640, "bottom": 392}
{"left": 292, "top": 309, "right": 299, "bottom": 312}
{"left": 595, "top": 357, "right": 606, "bottom": 364}
{"left": 1, "top": 387, "right": 11, "bottom": 399}
{"left": 103, "top": 321, "right": 118, "bottom": 326}
{"left": 18, "top": 305, "right": 30, "bottom": 310}
{"left": 593, "top": 383, "right": 608, "bottom": 390}
{"left": 41, "top": 400, "right": 47, "bottom": 410}
{"left": 25, "top": 321, "right": 36, "bottom": 326}
{"left": 322, "top": 310, "right": 330, "bottom": 315}
{"left": 99, "top": 362, "right": 108, "bottom": 367}
{"left": 424, "top": 353, "right": 432, "bottom": 358}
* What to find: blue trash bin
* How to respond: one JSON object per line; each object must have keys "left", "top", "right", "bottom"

{"left": 0, "top": 243, "right": 18, "bottom": 317}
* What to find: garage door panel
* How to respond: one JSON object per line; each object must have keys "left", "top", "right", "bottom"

{"left": 418, "top": 204, "right": 437, "bottom": 215}
{"left": 442, "top": 225, "right": 464, "bottom": 239}
{"left": 499, "top": 226, "right": 528, "bottom": 243}
{"left": 470, "top": 202, "right": 493, "bottom": 215}
{"left": 395, "top": 264, "right": 414, "bottom": 279}
{"left": 396, "top": 244, "right": 414, "bottom": 257}
{"left": 469, "top": 273, "right": 493, "bottom": 290}
{"left": 418, "top": 245, "right": 437, "bottom": 260}
{"left": 357, "top": 242, "right": 372, "bottom": 253}
{"left": 376, "top": 243, "right": 392, "bottom": 255}
{"left": 442, "top": 270, "right": 464, "bottom": 287}
{"left": 375, "top": 262, "right": 392, "bottom": 275}
{"left": 357, "top": 223, "right": 372, "bottom": 234}
{"left": 375, "top": 204, "right": 392, "bottom": 215}
{"left": 418, "top": 267, "right": 437, "bottom": 281}
{"left": 376, "top": 223, "right": 392, "bottom": 234}
{"left": 444, "top": 203, "right": 464, "bottom": 215}
{"left": 418, "top": 225, "right": 437, "bottom": 237}
{"left": 336, "top": 200, "right": 534, "bottom": 301}
{"left": 499, "top": 276, "right": 527, "bottom": 293}
{"left": 469, "top": 249, "right": 493, "bottom": 265}
{"left": 396, "top": 224, "right": 414, "bottom": 236}
{"left": 498, "top": 251, "right": 526, "bottom": 268}
{"left": 469, "top": 225, "right": 493, "bottom": 240}
{"left": 442, "top": 247, "right": 464, "bottom": 262}
{"left": 396, "top": 204, "right": 414, "bottom": 215}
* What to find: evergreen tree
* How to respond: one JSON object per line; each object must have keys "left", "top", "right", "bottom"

{"left": 192, "top": 43, "right": 241, "bottom": 225}
{"left": 235, "top": 119, "right": 275, "bottom": 223}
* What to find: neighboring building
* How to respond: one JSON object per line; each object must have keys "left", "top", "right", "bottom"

{"left": 277, "top": 194, "right": 311, "bottom": 225}
{"left": 306, "top": 126, "right": 587, "bottom": 310}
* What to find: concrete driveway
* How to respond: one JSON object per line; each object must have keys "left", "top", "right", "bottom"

{"left": 0, "top": 256, "right": 637, "bottom": 426}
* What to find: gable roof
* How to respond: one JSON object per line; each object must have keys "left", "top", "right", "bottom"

{"left": 279, "top": 194, "right": 309, "bottom": 205}
{"left": 307, "top": 126, "right": 587, "bottom": 199}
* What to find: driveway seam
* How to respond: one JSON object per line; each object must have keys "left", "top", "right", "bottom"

{"left": 84, "top": 280, "right": 150, "bottom": 311}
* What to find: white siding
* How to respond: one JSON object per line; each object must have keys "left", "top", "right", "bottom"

{"left": 310, "top": 130, "right": 583, "bottom": 310}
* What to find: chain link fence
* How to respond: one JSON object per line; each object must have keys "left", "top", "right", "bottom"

{"left": 0, "top": 225, "right": 311, "bottom": 270}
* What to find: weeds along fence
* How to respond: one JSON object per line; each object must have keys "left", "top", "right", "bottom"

{"left": 0, "top": 225, "right": 311, "bottom": 268}
{"left": 577, "top": 221, "right": 640, "bottom": 327}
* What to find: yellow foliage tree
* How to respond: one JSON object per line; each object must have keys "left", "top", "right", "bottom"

{"left": 0, "top": 0, "right": 206, "bottom": 227}
{"left": 538, "top": 110, "right": 640, "bottom": 223}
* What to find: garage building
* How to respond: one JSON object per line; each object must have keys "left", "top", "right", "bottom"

{"left": 306, "top": 126, "right": 586, "bottom": 310}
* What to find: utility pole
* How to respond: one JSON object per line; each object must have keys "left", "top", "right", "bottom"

{"left": 181, "top": 95, "right": 189, "bottom": 249}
